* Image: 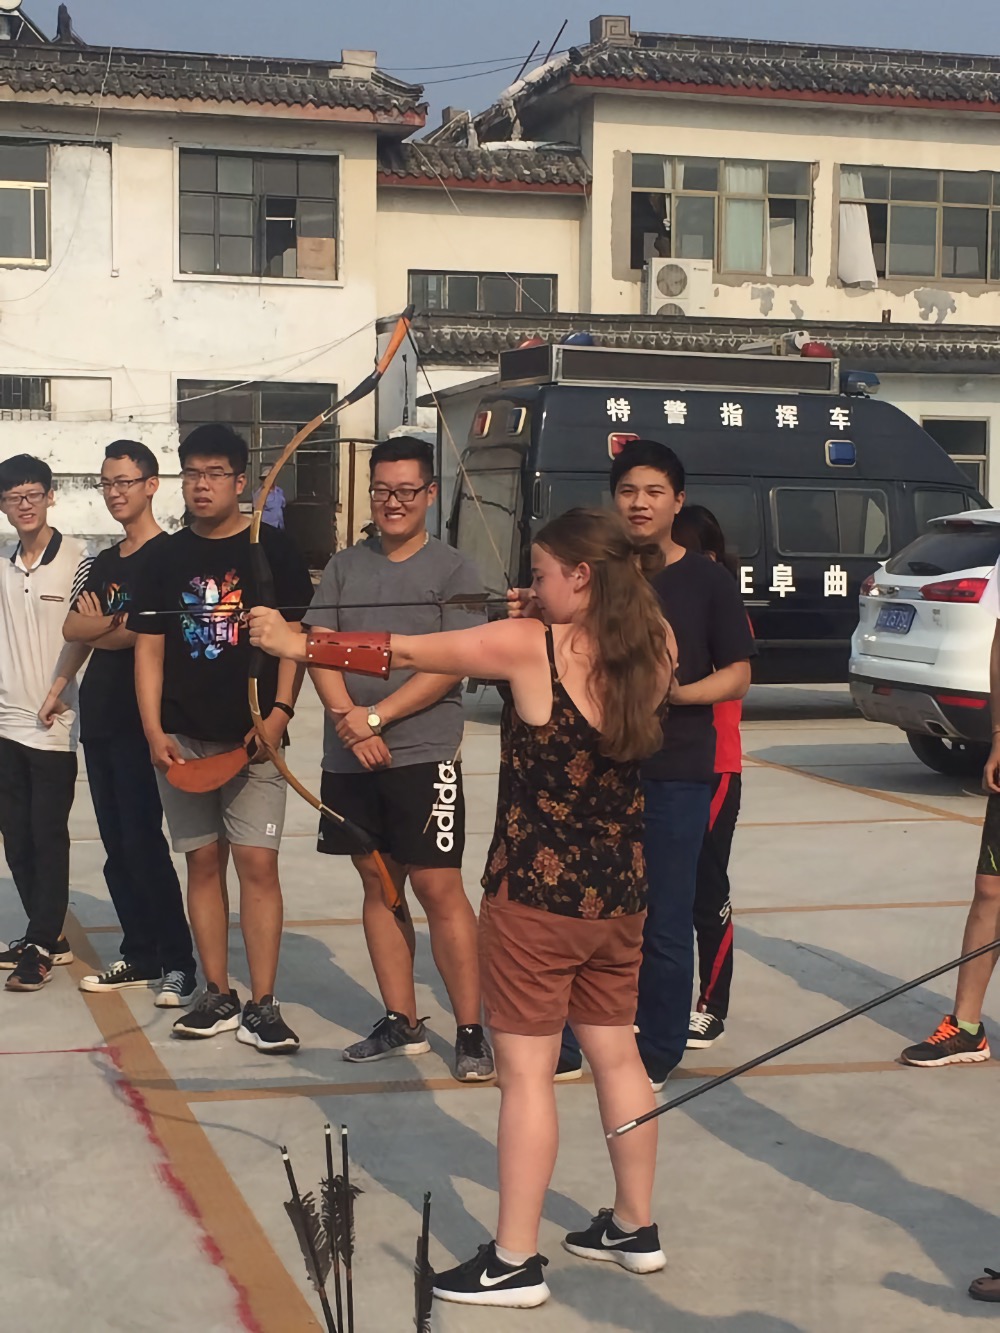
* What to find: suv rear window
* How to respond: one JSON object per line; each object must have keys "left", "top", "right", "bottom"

{"left": 886, "top": 524, "right": 1000, "bottom": 576}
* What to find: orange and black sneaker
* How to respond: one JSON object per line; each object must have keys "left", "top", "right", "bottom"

{"left": 900, "top": 1013, "right": 991, "bottom": 1067}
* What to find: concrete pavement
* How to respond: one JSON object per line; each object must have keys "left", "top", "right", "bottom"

{"left": 2, "top": 684, "right": 999, "bottom": 1331}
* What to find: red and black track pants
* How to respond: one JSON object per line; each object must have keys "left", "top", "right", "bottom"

{"left": 693, "top": 771, "right": 742, "bottom": 1020}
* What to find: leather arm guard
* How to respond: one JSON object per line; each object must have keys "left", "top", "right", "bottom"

{"left": 305, "top": 630, "right": 392, "bottom": 679}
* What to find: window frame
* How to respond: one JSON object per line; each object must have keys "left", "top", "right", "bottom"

{"left": 0, "top": 138, "right": 50, "bottom": 268}
{"left": 407, "top": 270, "right": 557, "bottom": 315}
{"left": 0, "top": 374, "right": 51, "bottom": 420}
{"left": 840, "top": 166, "right": 1000, "bottom": 283}
{"left": 771, "top": 485, "right": 892, "bottom": 559}
{"left": 175, "top": 146, "right": 342, "bottom": 286}
{"left": 629, "top": 155, "right": 812, "bottom": 278}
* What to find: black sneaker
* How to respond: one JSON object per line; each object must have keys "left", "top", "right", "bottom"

{"left": 900, "top": 1014, "right": 991, "bottom": 1067}
{"left": 455, "top": 1024, "right": 495, "bottom": 1082}
{"left": 156, "top": 969, "right": 198, "bottom": 1009}
{"left": 687, "top": 1011, "right": 725, "bottom": 1049}
{"left": 79, "top": 960, "right": 161, "bottom": 993}
{"left": 5, "top": 944, "right": 54, "bottom": 992}
{"left": 554, "top": 1054, "right": 583, "bottom": 1082}
{"left": 563, "top": 1208, "right": 666, "bottom": 1274}
{"left": 237, "top": 995, "right": 300, "bottom": 1053}
{"left": 433, "top": 1242, "right": 550, "bottom": 1308}
{"left": 343, "top": 1011, "right": 430, "bottom": 1063}
{"left": 0, "top": 935, "right": 74, "bottom": 968}
{"left": 171, "top": 983, "right": 241, "bottom": 1039}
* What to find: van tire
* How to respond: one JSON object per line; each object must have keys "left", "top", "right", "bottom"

{"left": 906, "top": 733, "right": 991, "bottom": 778}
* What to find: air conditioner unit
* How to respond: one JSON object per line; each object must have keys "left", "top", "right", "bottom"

{"left": 644, "top": 258, "right": 714, "bottom": 317}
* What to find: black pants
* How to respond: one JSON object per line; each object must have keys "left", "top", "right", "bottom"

{"left": 0, "top": 737, "right": 78, "bottom": 951}
{"left": 84, "top": 731, "right": 195, "bottom": 974}
{"left": 693, "top": 772, "right": 742, "bottom": 1021}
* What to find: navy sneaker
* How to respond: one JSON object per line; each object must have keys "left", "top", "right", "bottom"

{"left": 155, "top": 969, "right": 198, "bottom": 1009}
{"left": 563, "top": 1208, "right": 666, "bottom": 1274}
{"left": 433, "top": 1242, "right": 550, "bottom": 1308}
{"left": 5, "top": 944, "right": 54, "bottom": 992}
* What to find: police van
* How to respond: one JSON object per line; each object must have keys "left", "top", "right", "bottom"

{"left": 439, "top": 340, "right": 984, "bottom": 682}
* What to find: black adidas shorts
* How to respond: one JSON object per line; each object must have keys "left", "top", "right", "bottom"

{"left": 977, "top": 792, "right": 1000, "bottom": 877}
{"left": 318, "top": 761, "right": 465, "bottom": 869}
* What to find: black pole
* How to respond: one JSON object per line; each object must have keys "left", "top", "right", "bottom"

{"left": 325, "top": 1125, "right": 345, "bottom": 1333}
{"left": 610, "top": 934, "right": 1000, "bottom": 1137}
{"left": 280, "top": 1148, "right": 337, "bottom": 1333}
{"left": 342, "top": 1126, "right": 356, "bottom": 1333}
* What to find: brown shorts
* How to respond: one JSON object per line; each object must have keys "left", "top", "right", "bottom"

{"left": 478, "top": 891, "right": 645, "bottom": 1037}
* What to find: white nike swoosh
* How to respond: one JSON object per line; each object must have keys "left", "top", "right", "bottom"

{"left": 480, "top": 1268, "right": 527, "bottom": 1287}
{"left": 600, "top": 1233, "right": 636, "bottom": 1248}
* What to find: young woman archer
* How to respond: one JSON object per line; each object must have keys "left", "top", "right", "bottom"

{"left": 249, "top": 507, "right": 676, "bottom": 1309}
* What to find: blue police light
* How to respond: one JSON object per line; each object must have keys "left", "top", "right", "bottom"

{"left": 560, "top": 331, "right": 595, "bottom": 346}
{"left": 841, "top": 370, "right": 880, "bottom": 397}
{"left": 826, "top": 440, "right": 857, "bottom": 467}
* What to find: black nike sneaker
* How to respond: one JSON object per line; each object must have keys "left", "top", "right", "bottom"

{"left": 563, "top": 1208, "right": 666, "bottom": 1274}
{"left": 432, "top": 1242, "right": 550, "bottom": 1308}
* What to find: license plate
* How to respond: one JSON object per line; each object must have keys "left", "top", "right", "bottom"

{"left": 876, "top": 604, "right": 916, "bottom": 635}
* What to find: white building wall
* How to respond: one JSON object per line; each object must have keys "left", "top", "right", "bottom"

{"left": 586, "top": 91, "right": 1000, "bottom": 326}
{"left": 0, "top": 105, "right": 384, "bottom": 541}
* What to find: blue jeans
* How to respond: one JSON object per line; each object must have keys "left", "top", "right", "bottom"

{"left": 560, "top": 778, "right": 711, "bottom": 1075}
{"left": 635, "top": 779, "right": 712, "bottom": 1076}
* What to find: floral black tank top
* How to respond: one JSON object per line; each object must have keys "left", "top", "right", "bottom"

{"left": 481, "top": 629, "right": 646, "bottom": 919}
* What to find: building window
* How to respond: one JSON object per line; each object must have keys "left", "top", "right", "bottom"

{"left": 840, "top": 168, "right": 1000, "bottom": 283}
{"left": 921, "top": 418, "right": 989, "bottom": 494}
{"left": 177, "top": 381, "right": 338, "bottom": 499}
{"left": 179, "top": 151, "right": 338, "bottom": 280}
{"left": 0, "top": 140, "right": 48, "bottom": 265}
{"left": 0, "top": 375, "right": 50, "bottom": 420}
{"left": 630, "top": 156, "right": 811, "bottom": 276}
{"left": 408, "top": 271, "right": 556, "bottom": 315}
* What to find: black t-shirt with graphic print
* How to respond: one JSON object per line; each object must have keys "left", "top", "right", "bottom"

{"left": 78, "top": 532, "right": 170, "bottom": 743}
{"left": 130, "top": 524, "right": 313, "bottom": 743}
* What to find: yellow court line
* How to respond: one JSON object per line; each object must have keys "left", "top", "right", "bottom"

{"left": 182, "top": 1055, "right": 998, "bottom": 1105}
{"left": 745, "top": 754, "right": 984, "bottom": 826}
{"left": 62, "top": 913, "right": 322, "bottom": 1333}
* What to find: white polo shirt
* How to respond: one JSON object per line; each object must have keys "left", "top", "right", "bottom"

{"left": 0, "top": 529, "right": 91, "bottom": 752}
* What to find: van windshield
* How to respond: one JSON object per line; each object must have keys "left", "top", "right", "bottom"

{"left": 453, "top": 468, "right": 520, "bottom": 594}
{"left": 886, "top": 523, "right": 1000, "bottom": 576}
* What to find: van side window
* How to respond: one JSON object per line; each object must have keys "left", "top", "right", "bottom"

{"left": 453, "top": 469, "right": 520, "bottom": 595}
{"left": 683, "top": 482, "right": 760, "bottom": 556}
{"left": 914, "top": 489, "right": 970, "bottom": 532}
{"left": 774, "top": 487, "right": 890, "bottom": 557}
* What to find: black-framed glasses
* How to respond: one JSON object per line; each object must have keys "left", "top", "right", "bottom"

{"left": 181, "top": 468, "right": 237, "bottom": 485}
{"left": 368, "top": 483, "right": 430, "bottom": 505}
{"left": 92, "top": 477, "right": 149, "bottom": 495}
{"left": 0, "top": 489, "right": 48, "bottom": 508}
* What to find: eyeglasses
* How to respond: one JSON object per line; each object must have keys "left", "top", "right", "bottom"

{"left": 93, "top": 477, "right": 149, "bottom": 495}
{"left": 181, "top": 468, "right": 237, "bottom": 485}
{"left": 0, "top": 489, "right": 48, "bottom": 509}
{"left": 368, "top": 484, "right": 430, "bottom": 505}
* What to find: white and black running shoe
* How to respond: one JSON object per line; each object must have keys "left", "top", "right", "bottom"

{"left": 343, "top": 1011, "right": 430, "bottom": 1063}
{"left": 171, "top": 983, "right": 241, "bottom": 1039}
{"left": 686, "top": 1011, "right": 725, "bottom": 1049}
{"left": 455, "top": 1024, "right": 495, "bottom": 1082}
{"left": 156, "top": 969, "right": 198, "bottom": 1008}
{"left": 237, "top": 995, "right": 300, "bottom": 1053}
{"left": 433, "top": 1242, "right": 550, "bottom": 1308}
{"left": 79, "top": 960, "right": 161, "bottom": 993}
{"left": 563, "top": 1208, "right": 666, "bottom": 1274}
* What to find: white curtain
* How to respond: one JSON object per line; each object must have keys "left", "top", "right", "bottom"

{"left": 838, "top": 169, "right": 879, "bottom": 287}
{"left": 722, "top": 163, "right": 766, "bottom": 273}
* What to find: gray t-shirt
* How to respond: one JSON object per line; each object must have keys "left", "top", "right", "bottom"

{"left": 306, "top": 535, "right": 486, "bottom": 773}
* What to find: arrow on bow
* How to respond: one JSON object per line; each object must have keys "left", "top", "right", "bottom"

{"left": 246, "top": 307, "right": 416, "bottom": 924}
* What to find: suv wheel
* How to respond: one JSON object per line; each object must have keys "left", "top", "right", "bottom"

{"left": 906, "top": 732, "right": 990, "bottom": 778}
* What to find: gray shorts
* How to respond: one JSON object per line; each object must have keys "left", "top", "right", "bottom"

{"left": 155, "top": 734, "right": 287, "bottom": 854}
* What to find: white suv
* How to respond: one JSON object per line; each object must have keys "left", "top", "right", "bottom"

{"left": 850, "top": 510, "right": 1000, "bottom": 776}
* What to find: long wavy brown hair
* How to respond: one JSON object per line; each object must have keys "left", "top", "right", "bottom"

{"left": 534, "top": 508, "right": 672, "bottom": 762}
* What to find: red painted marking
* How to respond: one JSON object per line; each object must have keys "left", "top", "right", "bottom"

{"left": 101, "top": 1049, "right": 263, "bottom": 1333}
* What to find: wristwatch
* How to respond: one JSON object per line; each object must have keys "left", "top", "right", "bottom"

{"left": 367, "top": 710, "right": 383, "bottom": 735}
